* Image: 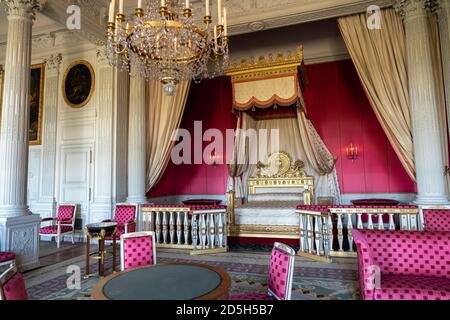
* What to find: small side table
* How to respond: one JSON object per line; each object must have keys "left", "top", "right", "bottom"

{"left": 85, "top": 222, "right": 118, "bottom": 278}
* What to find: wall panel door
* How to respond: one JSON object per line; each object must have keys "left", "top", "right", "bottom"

{"left": 58, "top": 145, "right": 93, "bottom": 228}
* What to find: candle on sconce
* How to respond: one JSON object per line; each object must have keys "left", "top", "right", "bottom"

{"left": 108, "top": 0, "right": 116, "bottom": 23}
{"left": 119, "top": 0, "right": 124, "bottom": 14}
{"left": 206, "top": 0, "right": 210, "bottom": 16}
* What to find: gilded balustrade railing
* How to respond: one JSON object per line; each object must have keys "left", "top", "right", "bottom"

{"left": 296, "top": 205, "right": 421, "bottom": 262}
{"left": 141, "top": 205, "right": 228, "bottom": 255}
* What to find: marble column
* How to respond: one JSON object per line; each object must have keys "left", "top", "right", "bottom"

{"left": 436, "top": 1, "right": 450, "bottom": 138}
{"left": 36, "top": 54, "right": 62, "bottom": 218}
{"left": 127, "top": 69, "right": 148, "bottom": 206}
{"left": 396, "top": 0, "right": 449, "bottom": 205}
{"left": 90, "top": 50, "right": 129, "bottom": 222}
{"left": 0, "top": 0, "right": 42, "bottom": 270}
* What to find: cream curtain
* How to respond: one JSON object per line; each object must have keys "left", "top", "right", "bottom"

{"left": 146, "top": 81, "right": 191, "bottom": 190}
{"left": 227, "top": 112, "right": 256, "bottom": 199}
{"left": 242, "top": 115, "right": 341, "bottom": 203}
{"left": 338, "top": 9, "right": 416, "bottom": 181}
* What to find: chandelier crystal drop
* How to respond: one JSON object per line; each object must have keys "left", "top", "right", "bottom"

{"left": 106, "top": 0, "right": 230, "bottom": 96}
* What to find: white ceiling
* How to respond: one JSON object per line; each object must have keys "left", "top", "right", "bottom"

{"left": 0, "top": 0, "right": 394, "bottom": 46}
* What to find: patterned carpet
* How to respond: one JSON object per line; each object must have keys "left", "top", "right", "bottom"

{"left": 24, "top": 245, "right": 360, "bottom": 300}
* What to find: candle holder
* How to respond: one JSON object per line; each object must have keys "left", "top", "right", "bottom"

{"left": 116, "top": 14, "right": 125, "bottom": 23}
{"left": 159, "top": 6, "right": 169, "bottom": 17}
{"left": 204, "top": 15, "right": 212, "bottom": 25}
{"left": 346, "top": 143, "right": 359, "bottom": 161}
{"left": 183, "top": 8, "right": 192, "bottom": 17}
{"left": 135, "top": 8, "right": 144, "bottom": 17}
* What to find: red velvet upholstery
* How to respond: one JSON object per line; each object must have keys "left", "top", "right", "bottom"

{"left": 120, "top": 232, "right": 157, "bottom": 271}
{"left": 423, "top": 209, "right": 450, "bottom": 232}
{"left": 0, "top": 268, "right": 28, "bottom": 300}
{"left": 104, "top": 204, "right": 137, "bottom": 240}
{"left": 353, "top": 230, "right": 450, "bottom": 300}
{"left": 57, "top": 205, "right": 76, "bottom": 222}
{"left": 39, "top": 204, "right": 77, "bottom": 248}
{"left": 297, "top": 205, "right": 418, "bottom": 224}
{"left": 40, "top": 226, "right": 73, "bottom": 234}
{"left": 228, "top": 242, "right": 295, "bottom": 300}
{"left": 0, "top": 252, "right": 15, "bottom": 263}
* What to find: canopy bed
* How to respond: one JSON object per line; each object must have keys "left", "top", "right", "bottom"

{"left": 225, "top": 46, "right": 341, "bottom": 239}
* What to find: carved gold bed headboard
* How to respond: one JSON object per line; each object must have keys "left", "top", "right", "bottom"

{"left": 248, "top": 152, "right": 314, "bottom": 205}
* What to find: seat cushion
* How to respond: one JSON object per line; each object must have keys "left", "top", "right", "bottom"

{"left": 374, "top": 274, "right": 450, "bottom": 300}
{"left": 40, "top": 225, "right": 73, "bottom": 235}
{"left": 105, "top": 228, "right": 125, "bottom": 241}
{"left": 228, "top": 293, "right": 274, "bottom": 300}
{"left": 0, "top": 252, "right": 15, "bottom": 263}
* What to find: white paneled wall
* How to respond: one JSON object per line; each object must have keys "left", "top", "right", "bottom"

{"left": 24, "top": 37, "right": 129, "bottom": 232}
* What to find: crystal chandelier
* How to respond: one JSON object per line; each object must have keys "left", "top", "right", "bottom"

{"left": 106, "top": 0, "right": 229, "bottom": 96}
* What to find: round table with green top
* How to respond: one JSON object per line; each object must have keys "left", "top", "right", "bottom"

{"left": 91, "top": 263, "right": 231, "bottom": 300}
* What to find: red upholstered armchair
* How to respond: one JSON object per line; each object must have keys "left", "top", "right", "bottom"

{"left": 423, "top": 209, "right": 450, "bottom": 232}
{"left": 103, "top": 203, "right": 138, "bottom": 241}
{"left": 120, "top": 231, "right": 157, "bottom": 271}
{"left": 229, "top": 242, "right": 296, "bottom": 300}
{"left": 39, "top": 204, "right": 77, "bottom": 249}
{"left": 353, "top": 229, "right": 450, "bottom": 300}
{"left": 0, "top": 266, "right": 28, "bottom": 300}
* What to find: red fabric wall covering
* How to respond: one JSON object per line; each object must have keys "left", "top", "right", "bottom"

{"left": 304, "top": 60, "right": 416, "bottom": 193}
{"left": 149, "top": 77, "right": 236, "bottom": 197}
{"left": 148, "top": 60, "right": 416, "bottom": 198}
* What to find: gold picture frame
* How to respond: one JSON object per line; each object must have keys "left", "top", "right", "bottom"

{"left": 62, "top": 60, "right": 95, "bottom": 109}
{"left": 30, "top": 63, "right": 45, "bottom": 145}
{"left": 0, "top": 64, "right": 45, "bottom": 145}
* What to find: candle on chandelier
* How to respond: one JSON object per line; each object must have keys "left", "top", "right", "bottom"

{"left": 218, "top": 0, "right": 222, "bottom": 23}
{"left": 138, "top": 0, "right": 142, "bottom": 8}
{"left": 214, "top": 26, "right": 218, "bottom": 51}
{"left": 223, "top": 7, "right": 227, "bottom": 35}
{"left": 108, "top": 0, "right": 115, "bottom": 23}
{"left": 206, "top": 0, "right": 210, "bottom": 16}
{"left": 119, "top": 0, "right": 124, "bottom": 14}
{"left": 161, "top": 0, "right": 166, "bottom": 7}
{"left": 185, "top": 0, "right": 190, "bottom": 9}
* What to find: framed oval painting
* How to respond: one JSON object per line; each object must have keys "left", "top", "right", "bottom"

{"left": 62, "top": 60, "right": 95, "bottom": 108}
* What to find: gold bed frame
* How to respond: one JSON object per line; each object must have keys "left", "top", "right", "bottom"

{"left": 228, "top": 152, "right": 314, "bottom": 239}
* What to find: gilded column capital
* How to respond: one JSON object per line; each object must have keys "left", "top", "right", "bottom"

{"left": 434, "top": 0, "right": 450, "bottom": 18}
{"left": 43, "top": 53, "right": 62, "bottom": 75}
{"left": 394, "top": 0, "right": 437, "bottom": 18}
{"left": 0, "top": 0, "right": 43, "bottom": 21}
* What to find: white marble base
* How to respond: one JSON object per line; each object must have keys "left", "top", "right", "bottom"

{"left": 0, "top": 214, "right": 40, "bottom": 271}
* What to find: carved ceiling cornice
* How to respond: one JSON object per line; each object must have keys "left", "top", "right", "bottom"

{"left": 1, "top": 0, "right": 397, "bottom": 47}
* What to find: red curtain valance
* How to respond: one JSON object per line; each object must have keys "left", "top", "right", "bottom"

{"left": 225, "top": 46, "right": 307, "bottom": 112}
